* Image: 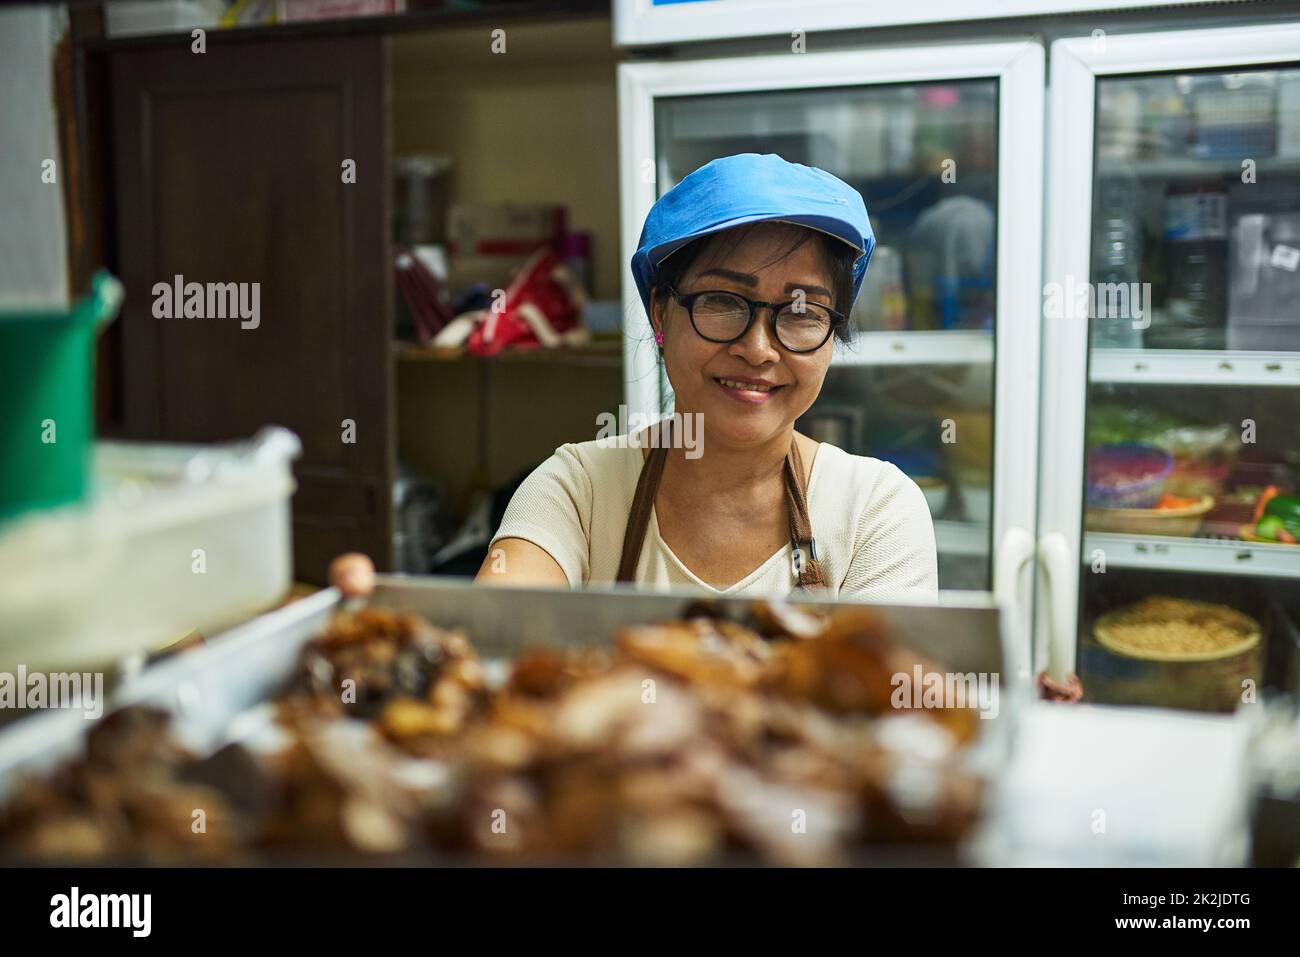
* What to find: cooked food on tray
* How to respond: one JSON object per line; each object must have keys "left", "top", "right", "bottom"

{"left": 0, "top": 602, "right": 986, "bottom": 866}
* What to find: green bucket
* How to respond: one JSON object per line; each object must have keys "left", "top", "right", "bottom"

{"left": 0, "top": 271, "right": 124, "bottom": 523}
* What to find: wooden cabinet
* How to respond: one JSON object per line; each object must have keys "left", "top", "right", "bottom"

{"left": 90, "top": 15, "right": 623, "bottom": 581}
{"left": 109, "top": 36, "right": 393, "bottom": 582}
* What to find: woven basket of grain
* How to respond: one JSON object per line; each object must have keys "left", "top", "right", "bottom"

{"left": 1090, "top": 596, "right": 1263, "bottom": 712}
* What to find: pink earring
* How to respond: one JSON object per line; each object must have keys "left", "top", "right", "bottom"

{"left": 654, "top": 329, "right": 664, "bottom": 346}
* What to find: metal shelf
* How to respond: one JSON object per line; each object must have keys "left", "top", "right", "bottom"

{"left": 935, "top": 520, "right": 990, "bottom": 557}
{"left": 395, "top": 341, "right": 623, "bottom": 369}
{"left": 1084, "top": 532, "right": 1300, "bottom": 579}
{"left": 1090, "top": 349, "right": 1300, "bottom": 387}
{"left": 834, "top": 330, "right": 993, "bottom": 368}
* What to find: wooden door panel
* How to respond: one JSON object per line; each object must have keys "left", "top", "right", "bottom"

{"left": 111, "top": 37, "right": 392, "bottom": 582}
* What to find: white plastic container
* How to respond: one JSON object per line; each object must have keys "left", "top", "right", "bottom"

{"left": 0, "top": 428, "right": 299, "bottom": 674}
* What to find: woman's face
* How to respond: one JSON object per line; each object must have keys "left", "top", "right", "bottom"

{"left": 651, "top": 223, "right": 837, "bottom": 449}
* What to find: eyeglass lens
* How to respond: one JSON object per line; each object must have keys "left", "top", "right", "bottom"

{"left": 691, "top": 291, "right": 832, "bottom": 351}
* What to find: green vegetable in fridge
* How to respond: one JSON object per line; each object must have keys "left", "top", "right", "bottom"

{"left": 1086, "top": 405, "right": 1183, "bottom": 447}
{"left": 1085, "top": 404, "right": 1238, "bottom": 458}
{"left": 1263, "top": 495, "right": 1300, "bottom": 524}
{"left": 1261, "top": 495, "right": 1300, "bottom": 540}
{"left": 1255, "top": 515, "right": 1288, "bottom": 541}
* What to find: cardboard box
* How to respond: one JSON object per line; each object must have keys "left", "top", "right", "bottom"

{"left": 446, "top": 203, "right": 566, "bottom": 294}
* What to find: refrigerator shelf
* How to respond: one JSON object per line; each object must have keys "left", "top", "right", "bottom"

{"left": 1090, "top": 349, "right": 1300, "bottom": 387}
{"left": 1097, "top": 156, "right": 1300, "bottom": 180}
{"left": 1084, "top": 531, "right": 1300, "bottom": 579}
{"left": 835, "top": 330, "right": 993, "bottom": 367}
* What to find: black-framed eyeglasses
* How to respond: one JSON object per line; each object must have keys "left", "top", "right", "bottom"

{"left": 666, "top": 284, "right": 845, "bottom": 354}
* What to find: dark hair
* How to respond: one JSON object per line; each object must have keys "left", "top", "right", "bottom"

{"left": 649, "top": 223, "right": 858, "bottom": 348}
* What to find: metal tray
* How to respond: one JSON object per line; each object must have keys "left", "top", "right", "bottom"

{"left": 0, "top": 577, "right": 1019, "bottom": 812}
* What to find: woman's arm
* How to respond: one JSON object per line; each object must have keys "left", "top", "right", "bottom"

{"left": 473, "top": 537, "right": 569, "bottom": 587}
{"left": 327, "top": 538, "right": 568, "bottom": 599}
{"left": 482, "top": 443, "right": 593, "bottom": 588}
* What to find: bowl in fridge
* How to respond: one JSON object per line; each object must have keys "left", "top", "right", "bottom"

{"left": 1085, "top": 596, "right": 1263, "bottom": 712}
{"left": 1086, "top": 444, "right": 1173, "bottom": 509}
{"left": 1085, "top": 494, "right": 1214, "bottom": 536}
{"left": 952, "top": 468, "right": 991, "bottom": 524}
{"left": 962, "top": 486, "right": 991, "bottom": 525}
{"left": 914, "top": 477, "right": 948, "bottom": 518}
{"left": 1095, "top": 597, "right": 1261, "bottom": 663}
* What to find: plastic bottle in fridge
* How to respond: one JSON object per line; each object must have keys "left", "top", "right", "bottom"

{"left": 1155, "top": 180, "right": 1229, "bottom": 350}
{"left": 1090, "top": 171, "right": 1144, "bottom": 348}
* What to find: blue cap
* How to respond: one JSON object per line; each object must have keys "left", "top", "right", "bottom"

{"left": 631, "top": 153, "right": 874, "bottom": 317}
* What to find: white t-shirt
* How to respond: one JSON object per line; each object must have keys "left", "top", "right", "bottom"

{"left": 489, "top": 435, "right": 939, "bottom": 600}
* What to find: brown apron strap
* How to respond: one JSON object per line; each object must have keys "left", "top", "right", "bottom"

{"left": 785, "top": 438, "right": 826, "bottom": 590}
{"left": 616, "top": 425, "right": 825, "bottom": 591}
{"left": 616, "top": 421, "right": 672, "bottom": 583}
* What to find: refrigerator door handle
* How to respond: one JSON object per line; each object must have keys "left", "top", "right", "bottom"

{"left": 993, "top": 525, "right": 1035, "bottom": 684}
{"left": 1037, "top": 531, "right": 1077, "bottom": 684}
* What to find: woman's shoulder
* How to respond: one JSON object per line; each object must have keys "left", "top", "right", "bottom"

{"left": 505, "top": 437, "right": 640, "bottom": 532}
{"left": 809, "top": 443, "right": 934, "bottom": 553}
{"left": 562, "top": 434, "right": 645, "bottom": 459}
{"left": 811, "top": 441, "right": 918, "bottom": 498}
{"left": 542, "top": 436, "right": 643, "bottom": 483}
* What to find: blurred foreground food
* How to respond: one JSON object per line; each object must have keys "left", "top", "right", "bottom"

{"left": 0, "top": 603, "right": 985, "bottom": 866}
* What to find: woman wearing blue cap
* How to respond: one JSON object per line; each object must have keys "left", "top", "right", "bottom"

{"left": 476, "top": 154, "right": 938, "bottom": 599}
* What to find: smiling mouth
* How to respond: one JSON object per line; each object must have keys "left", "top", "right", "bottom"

{"left": 714, "top": 377, "right": 785, "bottom": 397}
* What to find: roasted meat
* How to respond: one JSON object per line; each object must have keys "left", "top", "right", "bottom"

{"left": 0, "top": 600, "right": 988, "bottom": 865}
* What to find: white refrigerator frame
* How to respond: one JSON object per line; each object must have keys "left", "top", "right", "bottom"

{"left": 1038, "top": 21, "right": 1300, "bottom": 680}
{"left": 613, "top": 0, "right": 1247, "bottom": 49}
{"left": 618, "top": 40, "right": 1046, "bottom": 677}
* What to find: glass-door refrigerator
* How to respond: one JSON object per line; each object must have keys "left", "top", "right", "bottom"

{"left": 619, "top": 40, "right": 1045, "bottom": 677}
{"left": 1041, "top": 21, "right": 1300, "bottom": 711}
